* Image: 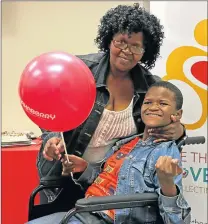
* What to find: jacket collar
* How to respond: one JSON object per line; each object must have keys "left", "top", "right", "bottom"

{"left": 95, "top": 52, "right": 150, "bottom": 94}
{"left": 95, "top": 53, "right": 109, "bottom": 88}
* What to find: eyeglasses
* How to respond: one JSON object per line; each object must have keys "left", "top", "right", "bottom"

{"left": 112, "top": 40, "right": 145, "bottom": 55}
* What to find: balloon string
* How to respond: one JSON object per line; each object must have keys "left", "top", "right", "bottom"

{"left": 60, "top": 132, "right": 70, "bottom": 164}
{"left": 60, "top": 132, "right": 75, "bottom": 182}
{"left": 46, "top": 133, "right": 72, "bottom": 177}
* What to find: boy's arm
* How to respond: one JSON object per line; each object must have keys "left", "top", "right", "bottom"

{"left": 151, "top": 142, "right": 191, "bottom": 224}
{"left": 156, "top": 174, "right": 191, "bottom": 224}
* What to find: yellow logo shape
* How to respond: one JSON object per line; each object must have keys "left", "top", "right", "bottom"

{"left": 163, "top": 19, "right": 208, "bottom": 130}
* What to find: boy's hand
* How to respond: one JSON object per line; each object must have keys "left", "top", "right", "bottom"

{"left": 149, "top": 115, "right": 184, "bottom": 143}
{"left": 61, "top": 155, "right": 88, "bottom": 176}
{"left": 155, "top": 156, "right": 182, "bottom": 197}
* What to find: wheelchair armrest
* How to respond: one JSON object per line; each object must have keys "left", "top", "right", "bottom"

{"left": 60, "top": 193, "right": 159, "bottom": 224}
{"left": 40, "top": 176, "right": 70, "bottom": 188}
{"left": 177, "top": 136, "right": 205, "bottom": 148}
{"left": 183, "top": 136, "right": 205, "bottom": 145}
{"left": 75, "top": 193, "right": 158, "bottom": 211}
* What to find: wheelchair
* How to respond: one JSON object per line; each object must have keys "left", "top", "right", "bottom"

{"left": 28, "top": 136, "right": 205, "bottom": 224}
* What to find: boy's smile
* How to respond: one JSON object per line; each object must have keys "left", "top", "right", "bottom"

{"left": 141, "top": 86, "right": 182, "bottom": 128}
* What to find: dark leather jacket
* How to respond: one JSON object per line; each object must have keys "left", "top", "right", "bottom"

{"left": 37, "top": 52, "right": 160, "bottom": 178}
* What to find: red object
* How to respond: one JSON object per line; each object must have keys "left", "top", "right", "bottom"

{"left": 86, "top": 137, "right": 140, "bottom": 220}
{"left": 18, "top": 52, "right": 96, "bottom": 132}
{"left": 2, "top": 140, "right": 41, "bottom": 224}
{"left": 191, "top": 61, "right": 208, "bottom": 85}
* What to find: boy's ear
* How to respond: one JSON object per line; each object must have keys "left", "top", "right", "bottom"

{"left": 172, "top": 109, "right": 183, "bottom": 122}
{"left": 177, "top": 109, "right": 183, "bottom": 119}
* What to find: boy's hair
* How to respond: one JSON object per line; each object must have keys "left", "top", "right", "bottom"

{"left": 148, "top": 81, "right": 183, "bottom": 110}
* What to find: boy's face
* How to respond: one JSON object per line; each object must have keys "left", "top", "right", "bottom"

{"left": 141, "top": 87, "right": 182, "bottom": 128}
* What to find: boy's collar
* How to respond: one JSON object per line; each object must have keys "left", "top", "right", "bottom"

{"left": 139, "top": 136, "right": 157, "bottom": 146}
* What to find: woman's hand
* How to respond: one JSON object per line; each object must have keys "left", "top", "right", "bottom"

{"left": 61, "top": 155, "right": 88, "bottom": 176}
{"left": 148, "top": 115, "right": 184, "bottom": 143}
{"left": 43, "top": 137, "right": 64, "bottom": 161}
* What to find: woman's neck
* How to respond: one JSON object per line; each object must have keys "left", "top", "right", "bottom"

{"left": 110, "top": 66, "right": 130, "bottom": 79}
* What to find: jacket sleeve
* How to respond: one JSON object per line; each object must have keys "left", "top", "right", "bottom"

{"left": 152, "top": 74, "right": 162, "bottom": 82}
{"left": 36, "top": 131, "right": 62, "bottom": 178}
{"left": 151, "top": 142, "right": 191, "bottom": 224}
{"left": 39, "top": 128, "right": 55, "bottom": 140}
{"left": 73, "top": 163, "right": 102, "bottom": 191}
{"left": 73, "top": 162, "right": 103, "bottom": 191}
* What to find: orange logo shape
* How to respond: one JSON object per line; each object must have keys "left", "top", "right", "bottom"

{"left": 163, "top": 19, "right": 208, "bottom": 130}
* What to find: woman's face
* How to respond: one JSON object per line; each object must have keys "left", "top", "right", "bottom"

{"left": 109, "top": 32, "right": 144, "bottom": 73}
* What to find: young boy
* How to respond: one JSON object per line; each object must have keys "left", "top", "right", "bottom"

{"left": 28, "top": 81, "right": 191, "bottom": 224}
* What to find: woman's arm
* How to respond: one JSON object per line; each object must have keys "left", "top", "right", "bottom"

{"left": 149, "top": 115, "right": 186, "bottom": 143}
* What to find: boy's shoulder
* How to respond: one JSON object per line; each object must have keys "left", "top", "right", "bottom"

{"left": 151, "top": 140, "right": 180, "bottom": 158}
{"left": 143, "top": 140, "right": 181, "bottom": 170}
{"left": 156, "top": 140, "right": 177, "bottom": 148}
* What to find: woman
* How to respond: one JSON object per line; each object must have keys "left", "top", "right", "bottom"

{"left": 37, "top": 3, "right": 185, "bottom": 205}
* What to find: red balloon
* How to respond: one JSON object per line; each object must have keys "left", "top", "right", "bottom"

{"left": 19, "top": 52, "right": 96, "bottom": 132}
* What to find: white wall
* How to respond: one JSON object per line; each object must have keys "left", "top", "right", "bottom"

{"left": 2, "top": 1, "right": 147, "bottom": 135}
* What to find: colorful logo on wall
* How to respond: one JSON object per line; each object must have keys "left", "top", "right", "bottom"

{"left": 183, "top": 167, "right": 208, "bottom": 183}
{"left": 163, "top": 19, "right": 207, "bottom": 130}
